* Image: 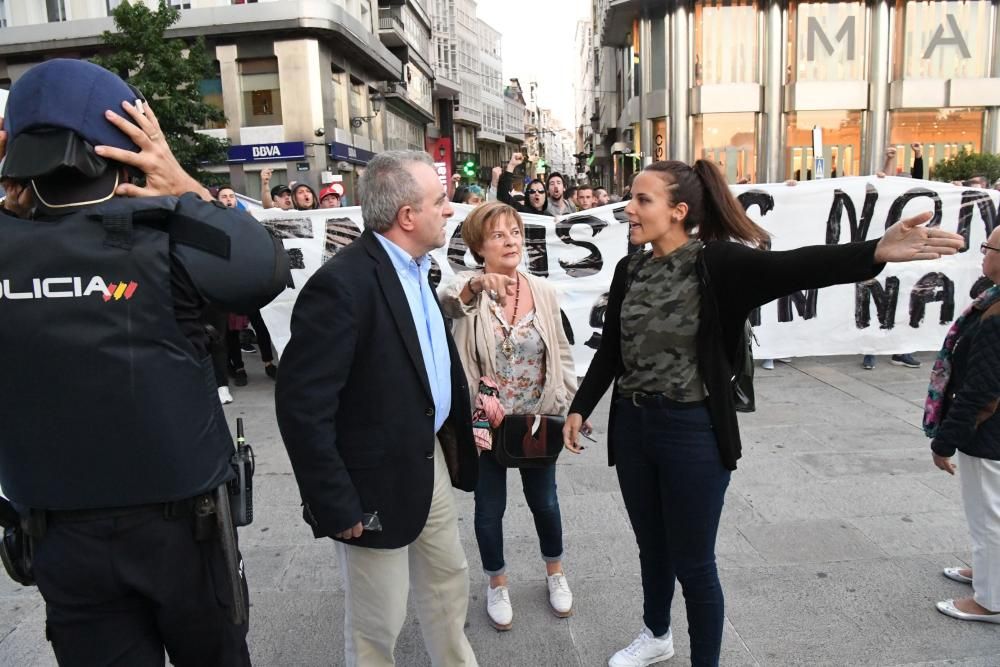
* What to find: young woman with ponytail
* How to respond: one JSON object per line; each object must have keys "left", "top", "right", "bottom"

{"left": 562, "top": 160, "right": 965, "bottom": 667}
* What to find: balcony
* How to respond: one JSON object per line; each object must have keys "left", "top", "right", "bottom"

{"left": 378, "top": 7, "right": 406, "bottom": 48}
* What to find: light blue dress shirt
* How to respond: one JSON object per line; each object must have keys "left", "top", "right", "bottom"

{"left": 375, "top": 233, "right": 451, "bottom": 432}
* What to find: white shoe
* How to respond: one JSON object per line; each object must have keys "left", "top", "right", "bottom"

{"left": 608, "top": 627, "right": 674, "bottom": 667}
{"left": 486, "top": 584, "right": 512, "bottom": 631}
{"left": 761, "top": 359, "right": 775, "bottom": 370}
{"left": 218, "top": 386, "right": 233, "bottom": 404}
{"left": 546, "top": 572, "right": 573, "bottom": 617}
{"left": 943, "top": 567, "right": 973, "bottom": 584}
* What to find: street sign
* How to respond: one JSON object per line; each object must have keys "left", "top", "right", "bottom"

{"left": 296, "top": 162, "right": 310, "bottom": 172}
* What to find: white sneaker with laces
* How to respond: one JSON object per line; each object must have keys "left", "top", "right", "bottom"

{"left": 486, "top": 584, "right": 513, "bottom": 631}
{"left": 547, "top": 572, "right": 573, "bottom": 617}
{"left": 218, "top": 386, "right": 234, "bottom": 404}
{"left": 608, "top": 627, "right": 674, "bottom": 667}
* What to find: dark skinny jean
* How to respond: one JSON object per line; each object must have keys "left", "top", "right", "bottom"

{"left": 474, "top": 450, "right": 564, "bottom": 576}
{"left": 613, "top": 397, "right": 731, "bottom": 667}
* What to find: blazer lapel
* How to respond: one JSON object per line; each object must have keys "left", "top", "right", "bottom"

{"left": 362, "top": 231, "right": 433, "bottom": 401}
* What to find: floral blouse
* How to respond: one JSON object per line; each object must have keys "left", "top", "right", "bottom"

{"left": 489, "top": 300, "right": 545, "bottom": 415}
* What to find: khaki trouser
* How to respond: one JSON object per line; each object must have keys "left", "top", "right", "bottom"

{"left": 335, "top": 439, "right": 477, "bottom": 667}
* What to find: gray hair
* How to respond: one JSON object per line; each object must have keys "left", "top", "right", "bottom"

{"left": 359, "top": 150, "right": 436, "bottom": 233}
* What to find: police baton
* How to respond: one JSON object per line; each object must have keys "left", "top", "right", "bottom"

{"left": 213, "top": 484, "right": 248, "bottom": 626}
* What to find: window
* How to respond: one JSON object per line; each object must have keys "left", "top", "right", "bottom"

{"left": 239, "top": 59, "right": 282, "bottom": 127}
{"left": 168, "top": 0, "right": 192, "bottom": 9}
{"left": 197, "top": 65, "right": 225, "bottom": 130}
{"left": 693, "top": 113, "right": 758, "bottom": 183}
{"left": 331, "top": 68, "right": 348, "bottom": 129}
{"left": 47, "top": 0, "right": 67, "bottom": 22}
{"left": 893, "top": 0, "right": 992, "bottom": 79}
{"left": 0, "top": 0, "right": 8, "bottom": 28}
{"left": 788, "top": 1, "right": 867, "bottom": 82}
{"left": 889, "top": 108, "right": 984, "bottom": 175}
{"left": 785, "top": 110, "right": 863, "bottom": 179}
{"left": 693, "top": 0, "right": 759, "bottom": 85}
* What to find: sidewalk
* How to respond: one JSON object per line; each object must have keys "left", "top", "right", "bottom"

{"left": 1, "top": 353, "right": 997, "bottom": 666}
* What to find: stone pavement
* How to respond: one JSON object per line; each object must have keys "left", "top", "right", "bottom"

{"left": 1, "top": 352, "right": 998, "bottom": 666}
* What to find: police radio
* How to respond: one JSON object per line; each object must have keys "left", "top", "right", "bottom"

{"left": 228, "top": 418, "right": 254, "bottom": 527}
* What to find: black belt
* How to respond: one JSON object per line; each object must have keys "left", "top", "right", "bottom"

{"left": 41, "top": 497, "right": 201, "bottom": 525}
{"left": 622, "top": 392, "right": 705, "bottom": 410}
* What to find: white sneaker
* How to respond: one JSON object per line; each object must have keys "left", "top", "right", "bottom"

{"left": 608, "top": 627, "right": 674, "bottom": 667}
{"left": 486, "top": 584, "right": 512, "bottom": 631}
{"left": 547, "top": 572, "right": 573, "bottom": 617}
{"left": 218, "top": 386, "right": 233, "bottom": 404}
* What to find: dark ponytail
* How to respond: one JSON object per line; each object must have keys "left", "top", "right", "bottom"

{"left": 644, "top": 160, "right": 769, "bottom": 247}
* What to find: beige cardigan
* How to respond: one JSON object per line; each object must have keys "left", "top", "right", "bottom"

{"left": 439, "top": 270, "right": 578, "bottom": 415}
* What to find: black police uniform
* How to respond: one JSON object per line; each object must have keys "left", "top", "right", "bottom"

{"left": 0, "top": 194, "right": 289, "bottom": 666}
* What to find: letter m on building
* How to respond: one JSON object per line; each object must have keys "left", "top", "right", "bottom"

{"left": 807, "top": 16, "right": 856, "bottom": 61}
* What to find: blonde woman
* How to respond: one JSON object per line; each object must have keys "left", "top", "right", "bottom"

{"left": 439, "top": 202, "right": 580, "bottom": 631}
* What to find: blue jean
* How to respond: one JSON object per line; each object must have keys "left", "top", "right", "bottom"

{"left": 473, "top": 449, "right": 564, "bottom": 575}
{"left": 613, "top": 398, "right": 731, "bottom": 667}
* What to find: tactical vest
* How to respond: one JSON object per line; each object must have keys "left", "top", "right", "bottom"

{"left": 0, "top": 197, "right": 263, "bottom": 510}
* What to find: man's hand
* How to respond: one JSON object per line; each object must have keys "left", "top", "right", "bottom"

{"left": 882, "top": 146, "right": 896, "bottom": 173}
{"left": 451, "top": 173, "right": 462, "bottom": 184}
{"left": 336, "top": 522, "right": 364, "bottom": 539}
{"left": 261, "top": 167, "right": 273, "bottom": 185}
{"left": 491, "top": 166, "right": 503, "bottom": 185}
{"left": 911, "top": 142, "right": 922, "bottom": 158}
{"left": 95, "top": 100, "right": 212, "bottom": 202}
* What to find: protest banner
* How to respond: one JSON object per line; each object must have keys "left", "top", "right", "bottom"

{"left": 254, "top": 177, "right": 997, "bottom": 374}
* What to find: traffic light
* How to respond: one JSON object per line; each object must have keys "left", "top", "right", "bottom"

{"left": 462, "top": 160, "right": 477, "bottom": 178}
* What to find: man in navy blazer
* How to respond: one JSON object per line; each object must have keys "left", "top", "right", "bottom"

{"left": 275, "top": 150, "right": 479, "bottom": 666}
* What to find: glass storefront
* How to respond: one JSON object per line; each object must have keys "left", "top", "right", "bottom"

{"left": 785, "top": 110, "right": 863, "bottom": 179}
{"left": 693, "top": 112, "right": 757, "bottom": 182}
{"left": 788, "top": 0, "right": 867, "bottom": 82}
{"left": 888, "top": 108, "right": 985, "bottom": 175}
{"left": 693, "top": 0, "right": 758, "bottom": 85}
{"left": 893, "top": 0, "right": 993, "bottom": 79}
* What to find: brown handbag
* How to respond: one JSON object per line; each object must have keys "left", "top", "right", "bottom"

{"left": 473, "top": 311, "right": 564, "bottom": 469}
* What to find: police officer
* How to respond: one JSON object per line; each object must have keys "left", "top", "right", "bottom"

{"left": 0, "top": 59, "right": 289, "bottom": 665}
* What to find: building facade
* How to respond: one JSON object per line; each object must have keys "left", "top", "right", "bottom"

{"left": 0, "top": 0, "right": 403, "bottom": 202}
{"left": 591, "top": 0, "right": 1000, "bottom": 193}
{"left": 477, "top": 19, "right": 506, "bottom": 168}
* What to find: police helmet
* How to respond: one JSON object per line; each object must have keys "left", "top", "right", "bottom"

{"left": 1, "top": 59, "right": 143, "bottom": 214}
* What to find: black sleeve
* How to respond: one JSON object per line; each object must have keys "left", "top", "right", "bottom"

{"left": 275, "top": 266, "right": 364, "bottom": 536}
{"left": 932, "top": 314, "right": 1000, "bottom": 457}
{"left": 708, "top": 239, "right": 885, "bottom": 317}
{"left": 911, "top": 156, "right": 924, "bottom": 180}
{"left": 569, "top": 255, "right": 631, "bottom": 419}
{"left": 497, "top": 171, "right": 515, "bottom": 205}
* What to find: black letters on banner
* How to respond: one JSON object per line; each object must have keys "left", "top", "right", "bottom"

{"left": 956, "top": 189, "right": 998, "bottom": 251}
{"left": 855, "top": 277, "right": 900, "bottom": 329}
{"left": 909, "top": 272, "right": 955, "bottom": 327}
{"left": 737, "top": 190, "right": 775, "bottom": 217}
{"left": 524, "top": 223, "right": 550, "bottom": 277}
{"left": 777, "top": 290, "right": 818, "bottom": 322}
{"left": 263, "top": 217, "right": 317, "bottom": 288}
{"left": 557, "top": 215, "right": 608, "bottom": 278}
{"left": 826, "top": 184, "right": 879, "bottom": 244}
{"left": 885, "top": 188, "right": 943, "bottom": 230}
{"left": 446, "top": 223, "right": 477, "bottom": 274}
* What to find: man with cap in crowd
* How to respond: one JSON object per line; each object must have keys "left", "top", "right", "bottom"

{"left": 319, "top": 182, "right": 344, "bottom": 209}
{"left": 261, "top": 166, "right": 293, "bottom": 210}
{"left": 0, "top": 58, "right": 290, "bottom": 665}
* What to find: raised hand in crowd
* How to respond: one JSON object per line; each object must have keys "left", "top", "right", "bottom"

{"left": 506, "top": 152, "right": 524, "bottom": 172}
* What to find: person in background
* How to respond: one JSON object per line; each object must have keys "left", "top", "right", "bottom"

{"left": 546, "top": 172, "right": 576, "bottom": 217}
{"left": 260, "top": 167, "right": 293, "bottom": 210}
{"left": 576, "top": 184, "right": 595, "bottom": 210}
{"left": 291, "top": 182, "right": 318, "bottom": 211}
{"left": 498, "top": 153, "right": 552, "bottom": 216}
{"left": 563, "top": 159, "right": 964, "bottom": 667}
{"left": 864, "top": 144, "right": 925, "bottom": 370}
{"left": 319, "top": 183, "right": 343, "bottom": 209}
{"left": 217, "top": 185, "right": 239, "bottom": 209}
{"left": 927, "top": 225, "right": 1000, "bottom": 625}
{"left": 595, "top": 186, "right": 611, "bottom": 206}
{"left": 439, "top": 201, "right": 580, "bottom": 632}
{"left": 463, "top": 185, "right": 485, "bottom": 205}
{"left": 566, "top": 185, "right": 578, "bottom": 209}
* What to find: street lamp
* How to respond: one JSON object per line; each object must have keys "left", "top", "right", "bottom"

{"left": 350, "top": 92, "right": 384, "bottom": 129}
